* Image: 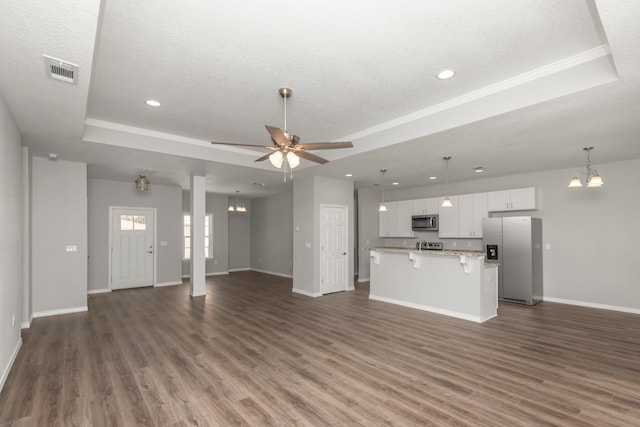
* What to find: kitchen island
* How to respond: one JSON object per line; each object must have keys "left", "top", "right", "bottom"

{"left": 369, "top": 248, "right": 498, "bottom": 323}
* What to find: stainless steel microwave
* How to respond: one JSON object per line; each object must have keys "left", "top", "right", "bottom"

{"left": 412, "top": 214, "right": 438, "bottom": 231}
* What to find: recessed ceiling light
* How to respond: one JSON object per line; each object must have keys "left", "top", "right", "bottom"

{"left": 145, "top": 99, "right": 161, "bottom": 107}
{"left": 48, "top": 153, "right": 58, "bottom": 161}
{"left": 429, "top": 176, "right": 437, "bottom": 180}
{"left": 345, "top": 173, "right": 353, "bottom": 177}
{"left": 474, "top": 167, "right": 485, "bottom": 173}
{"left": 436, "top": 69, "right": 456, "bottom": 80}
{"left": 392, "top": 182, "right": 399, "bottom": 186}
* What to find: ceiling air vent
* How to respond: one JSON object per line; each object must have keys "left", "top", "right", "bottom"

{"left": 43, "top": 55, "right": 79, "bottom": 85}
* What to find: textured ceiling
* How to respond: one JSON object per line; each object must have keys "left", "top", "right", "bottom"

{"left": 1, "top": 0, "right": 640, "bottom": 198}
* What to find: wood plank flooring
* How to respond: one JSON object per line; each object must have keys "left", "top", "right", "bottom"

{"left": 2, "top": 271, "right": 640, "bottom": 426}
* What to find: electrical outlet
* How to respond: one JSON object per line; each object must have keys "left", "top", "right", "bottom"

{"left": 214, "top": 259, "right": 218, "bottom": 265}
{"left": 403, "top": 240, "right": 407, "bottom": 245}
{"left": 452, "top": 241, "right": 457, "bottom": 248}
{"left": 467, "top": 241, "right": 472, "bottom": 248}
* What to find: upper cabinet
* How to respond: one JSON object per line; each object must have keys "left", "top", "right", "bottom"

{"left": 458, "top": 193, "right": 488, "bottom": 238}
{"left": 379, "top": 200, "right": 415, "bottom": 238}
{"left": 487, "top": 187, "right": 536, "bottom": 212}
{"left": 438, "top": 196, "right": 459, "bottom": 238}
{"left": 412, "top": 197, "right": 439, "bottom": 215}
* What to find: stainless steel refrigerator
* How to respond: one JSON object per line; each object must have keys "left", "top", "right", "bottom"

{"left": 482, "top": 216, "right": 543, "bottom": 305}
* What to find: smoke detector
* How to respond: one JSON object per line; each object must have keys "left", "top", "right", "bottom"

{"left": 43, "top": 55, "right": 79, "bottom": 85}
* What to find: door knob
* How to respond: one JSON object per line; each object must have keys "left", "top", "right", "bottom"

{"left": 146, "top": 250, "right": 153, "bottom": 254}
{"left": 342, "top": 252, "right": 347, "bottom": 255}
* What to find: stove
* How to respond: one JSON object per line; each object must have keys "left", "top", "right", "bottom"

{"left": 416, "top": 241, "right": 443, "bottom": 251}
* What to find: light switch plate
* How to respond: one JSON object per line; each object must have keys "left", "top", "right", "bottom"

{"left": 160, "top": 241, "right": 168, "bottom": 246}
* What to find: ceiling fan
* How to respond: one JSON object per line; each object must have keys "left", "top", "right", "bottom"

{"left": 211, "top": 87, "right": 353, "bottom": 170}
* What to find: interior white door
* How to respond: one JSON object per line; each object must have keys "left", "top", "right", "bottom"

{"left": 320, "top": 205, "right": 348, "bottom": 294}
{"left": 111, "top": 207, "right": 155, "bottom": 290}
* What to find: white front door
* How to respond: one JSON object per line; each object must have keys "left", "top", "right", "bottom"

{"left": 320, "top": 205, "right": 349, "bottom": 294}
{"left": 111, "top": 207, "right": 155, "bottom": 290}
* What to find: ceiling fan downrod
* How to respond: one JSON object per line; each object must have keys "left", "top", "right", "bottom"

{"left": 279, "top": 87, "right": 292, "bottom": 135}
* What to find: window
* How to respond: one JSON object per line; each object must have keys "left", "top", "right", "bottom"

{"left": 183, "top": 214, "right": 213, "bottom": 259}
{"left": 120, "top": 214, "right": 146, "bottom": 231}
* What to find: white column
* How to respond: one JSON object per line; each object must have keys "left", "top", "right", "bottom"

{"left": 190, "top": 175, "right": 206, "bottom": 297}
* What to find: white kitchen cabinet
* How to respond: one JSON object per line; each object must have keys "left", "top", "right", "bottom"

{"left": 487, "top": 187, "right": 536, "bottom": 212}
{"left": 412, "top": 197, "right": 439, "bottom": 215}
{"left": 379, "top": 200, "right": 415, "bottom": 237}
{"left": 458, "top": 193, "right": 488, "bottom": 238}
{"left": 438, "top": 196, "right": 459, "bottom": 238}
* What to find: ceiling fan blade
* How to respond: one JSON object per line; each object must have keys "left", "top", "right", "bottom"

{"left": 211, "top": 141, "right": 272, "bottom": 149}
{"left": 254, "top": 152, "right": 272, "bottom": 162}
{"left": 265, "top": 125, "right": 289, "bottom": 147}
{"left": 296, "top": 141, "right": 353, "bottom": 150}
{"left": 296, "top": 150, "right": 329, "bottom": 164}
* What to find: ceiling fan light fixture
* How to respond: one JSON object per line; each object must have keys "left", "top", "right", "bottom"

{"left": 269, "top": 151, "right": 284, "bottom": 168}
{"left": 286, "top": 151, "right": 300, "bottom": 168}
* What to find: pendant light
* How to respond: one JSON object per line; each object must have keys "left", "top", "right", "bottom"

{"left": 378, "top": 169, "right": 388, "bottom": 212}
{"left": 441, "top": 156, "right": 452, "bottom": 207}
{"left": 228, "top": 190, "right": 247, "bottom": 213}
{"left": 568, "top": 147, "right": 604, "bottom": 188}
{"left": 135, "top": 175, "right": 150, "bottom": 191}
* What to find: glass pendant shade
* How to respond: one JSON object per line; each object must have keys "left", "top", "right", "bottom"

{"left": 568, "top": 177, "right": 583, "bottom": 188}
{"left": 587, "top": 174, "right": 603, "bottom": 187}
{"left": 228, "top": 205, "right": 235, "bottom": 212}
{"left": 269, "top": 151, "right": 284, "bottom": 168}
{"left": 286, "top": 151, "right": 300, "bottom": 168}
{"left": 379, "top": 203, "right": 388, "bottom": 212}
{"left": 441, "top": 197, "right": 453, "bottom": 208}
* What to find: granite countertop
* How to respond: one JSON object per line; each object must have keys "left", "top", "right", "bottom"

{"left": 371, "top": 247, "right": 486, "bottom": 257}
{"left": 370, "top": 247, "right": 500, "bottom": 267}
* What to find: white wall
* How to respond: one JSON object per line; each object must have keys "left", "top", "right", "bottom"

{"left": 32, "top": 157, "right": 87, "bottom": 315}
{"left": 251, "top": 192, "right": 293, "bottom": 277}
{"left": 228, "top": 197, "right": 251, "bottom": 270}
{"left": 358, "top": 158, "right": 640, "bottom": 311}
{"left": 88, "top": 179, "right": 182, "bottom": 290}
{"left": 181, "top": 191, "right": 230, "bottom": 276}
{"left": 0, "top": 92, "right": 23, "bottom": 393}
{"left": 293, "top": 175, "right": 355, "bottom": 295}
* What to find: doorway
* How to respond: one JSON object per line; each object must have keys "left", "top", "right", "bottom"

{"left": 109, "top": 207, "right": 156, "bottom": 290}
{"left": 320, "top": 204, "right": 349, "bottom": 294}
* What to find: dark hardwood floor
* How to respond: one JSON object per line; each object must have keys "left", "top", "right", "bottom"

{"left": 2, "top": 271, "right": 640, "bottom": 426}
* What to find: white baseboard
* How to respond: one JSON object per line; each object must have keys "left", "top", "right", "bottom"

{"left": 206, "top": 271, "right": 229, "bottom": 277}
{"left": 88, "top": 288, "right": 111, "bottom": 295}
{"left": 369, "top": 294, "right": 487, "bottom": 323}
{"left": 251, "top": 268, "right": 293, "bottom": 279}
{"left": 357, "top": 277, "right": 370, "bottom": 282}
{"left": 292, "top": 288, "right": 322, "bottom": 297}
{"left": 155, "top": 281, "right": 182, "bottom": 287}
{"left": 543, "top": 296, "right": 640, "bottom": 315}
{"left": 229, "top": 268, "right": 250, "bottom": 272}
{"left": 33, "top": 306, "right": 88, "bottom": 319}
{"left": 0, "top": 338, "right": 22, "bottom": 394}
